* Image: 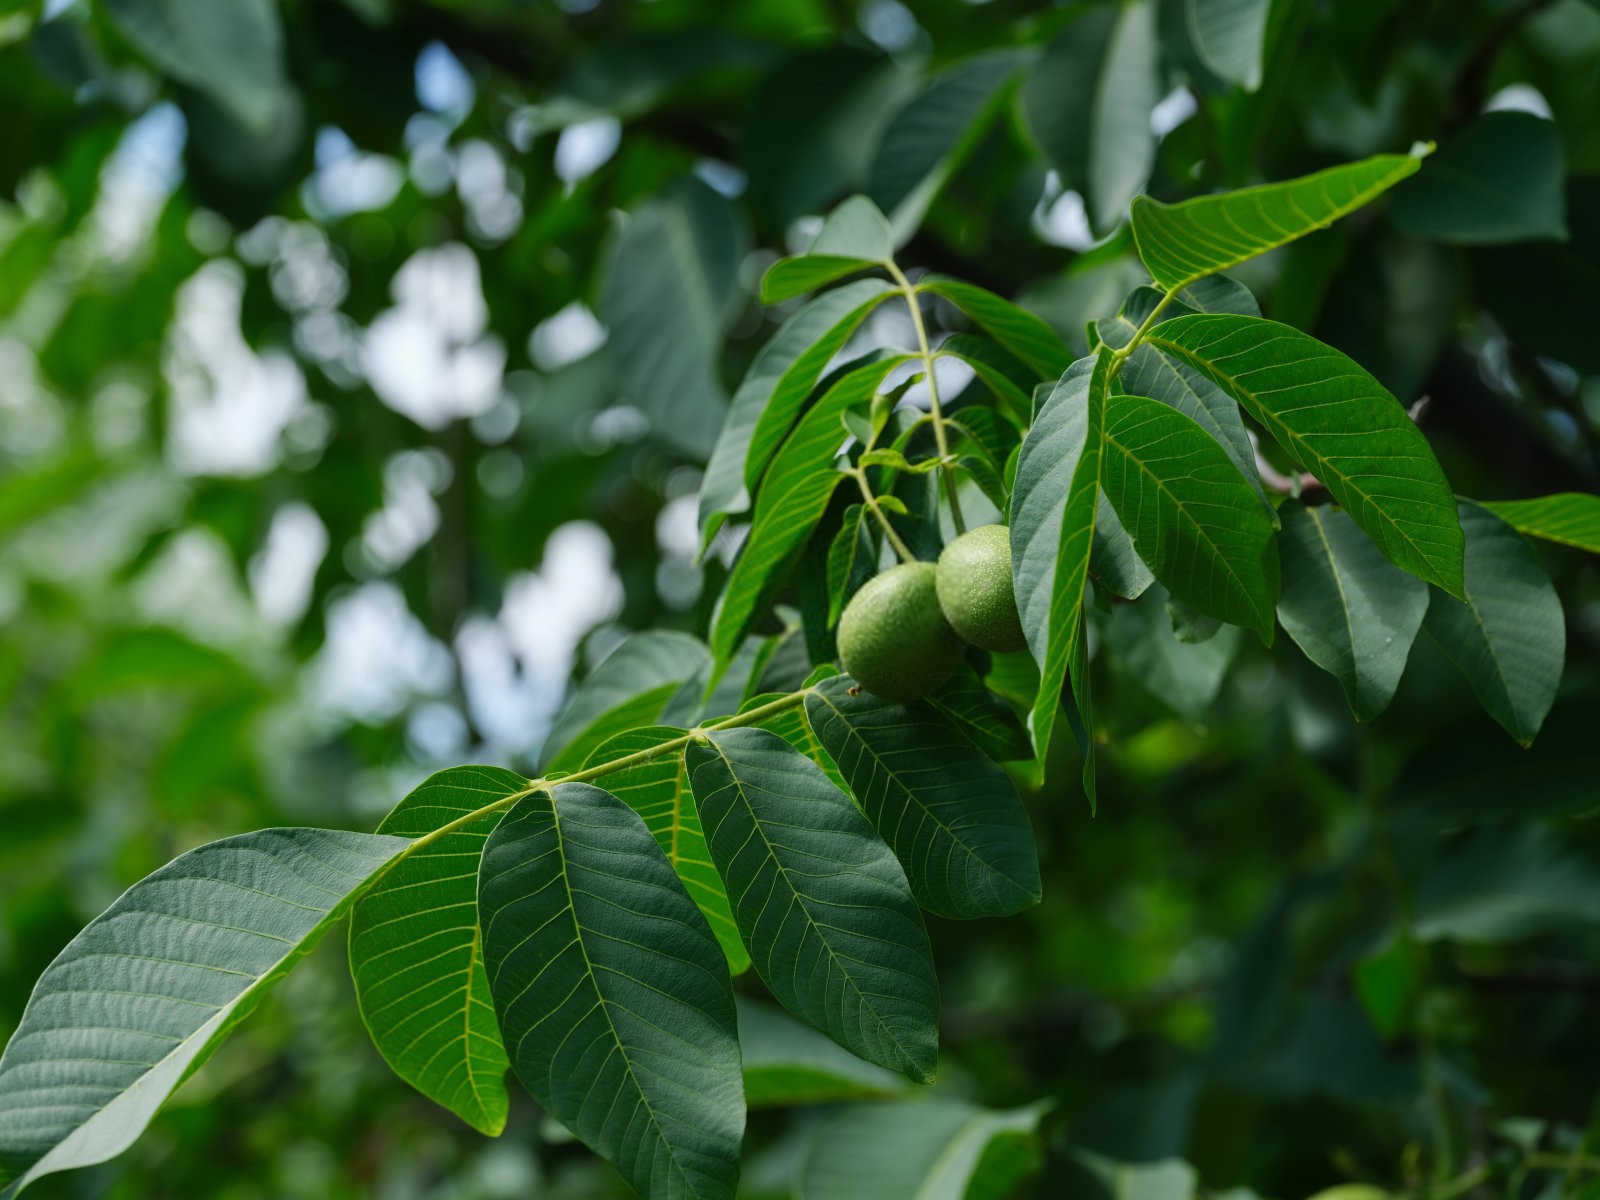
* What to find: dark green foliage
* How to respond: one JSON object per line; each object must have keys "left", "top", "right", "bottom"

{"left": 3, "top": 2, "right": 1599, "bottom": 1197}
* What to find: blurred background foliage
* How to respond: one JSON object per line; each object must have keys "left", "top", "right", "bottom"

{"left": 1, "top": 0, "right": 1599, "bottom": 1196}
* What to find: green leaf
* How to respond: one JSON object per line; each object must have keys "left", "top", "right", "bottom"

{"left": 868, "top": 49, "right": 1035, "bottom": 245}
{"left": 478, "top": 783, "right": 742, "bottom": 1200}
{"left": 1103, "top": 289, "right": 1268, "bottom": 510}
{"left": 1077, "top": 1152, "right": 1198, "bottom": 1200}
{"left": 737, "top": 997, "right": 907, "bottom": 1108}
{"left": 1423, "top": 501, "right": 1565, "bottom": 746}
{"left": 582, "top": 727, "right": 749, "bottom": 974}
{"left": 1144, "top": 315, "right": 1464, "bottom": 594}
{"left": 925, "top": 665, "right": 1032, "bottom": 763}
{"left": 743, "top": 692, "right": 851, "bottom": 795}
{"left": 826, "top": 504, "right": 877, "bottom": 627}
{"left": 797, "top": 1099, "right": 1050, "bottom": 1199}
{"left": 348, "top": 768, "right": 523, "bottom": 1136}
{"left": 1021, "top": 2, "right": 1159, "bottom": 232}
{"left": 0, "top": 829, "right": 407, "bottom": 1195}
{"left": 1185, "top": 0, "right": 1271, "bottom": 91}
{"left": 806, "top": 675, "right": 1041, "bottom": 919}
{"left": 543, "top": 631, "right": 711, "bottom": 773}
{"left": 1275, "top": 502, "right": 1428, "bottom": 721}
{"left": 601, "top": 178, "right": 747, "bottom": 457}
{"left": 685, "top": 727, "right": 939, "bottom": 1081}
{"left": 937, "top": 335, "right": 1034, "bottom": 427}
{"left": 1354, "top": 937, "right": 1415, "bottom": 1040}
{"left": 709, "top": 355, "right": 913, "bottom": 664}
{"left": 1130, "top": 150, "right": 1428, "bottom": 292}
{"left": 1010, "top": 353, "right": 1110, "bottom": 802}
{"left": 1389, "top": 112, "right": 1568, "bottom": 245}
{"left": 1477, "top": 493, "right": 1600, "bottom": 555}
{"left": 105, "top": 0, "right": 286, "bottom": 129}
{"left": 700, "top": 279, "right": 894, "bottom": 550}
{"left": 917, "top": 277, "right": 1075, "bottom": 380}
{"left": 760, "top": 195, "right": 894, "bottom": 302}
{"left": 1102, "top": 584, "right": 1242, "bottom": 721}
{"left": 1101, "top": 389, "right": 1281, "bottom": 641}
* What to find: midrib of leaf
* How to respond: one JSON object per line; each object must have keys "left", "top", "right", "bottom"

{"left": 1147, "top": 328, "right": 1450, "bottom": 585}
{"left": 1102, "top": 416, "right": 1269, "bottom": 634}
{"left": 545, "top": 796, "right": 699, "bottom": 1198}
{"left": 806, "top": 693, "right": 1031, "bottom": 895}
{"left": 702, "top": 738, "right": 920, "bottom": 1075}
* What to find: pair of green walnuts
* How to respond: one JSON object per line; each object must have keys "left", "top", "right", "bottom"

{"left": 837, "top": 523, "right": 1023, "bottom": 701}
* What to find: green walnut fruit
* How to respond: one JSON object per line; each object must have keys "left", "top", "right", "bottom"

{"left": 935, "top": 524, "right": 1026, "bottom": 652}
{"left": 837, "top": 562, "right": 964, "bottom": 701}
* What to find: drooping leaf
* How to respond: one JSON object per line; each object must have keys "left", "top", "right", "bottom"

{"left": 105, "top": 0, "right": 286, "bottom": 129}
{"left": 1423, "top": 501, "right": 1565, "bottom": 746}
{"left": 868, "top": 49, "right": 1035, "bottom": 245}
{"left": 1476, "top": 493, "right": 1600, "bottom": 555}
{"left": 685, "top": 727, "right": 939, "bottom": 1081}
{"left": 1275, "top": 502, "right": 1428, "bottom": 721}
{"left": 348, "top": 767, "right": 524, "bottom": 1136}
{"left": 1389, "top": 112, "right": 1568, "bottom": 245}
{"left": 917, "top": 277, "right": 1075, "bottom": 380}
{"left": 1185, "top": 0, "right": 1271, "bottom": 91}
{"left": 1143, "top": 315, "right": 1464, "bottom": 594}
{"left": 1102, "top": 584, "right": 1241, "bottom": 721}
{"left": 737, "top": 997, "right": 907, "bottom": 1107}
{"left": 0, "top": 829, "right": 407, "bottom": 1195}
{"left": 478, "top": 783, "right": 742, "bottom": 1200}
{"left": 760, "top": 195, "right": 895, "bottom": 302}
{"left": 925, "top": 665, "right": 1033, "bottom": 762}
{"left": 797, "top": 1099, "right": 1050, "bottom": 1199}
{"left": 582, "top": 727, "right": 748, "bottom": 973}
{"left": 601, "top": 177, "right": 748, "bottom": 457}
{"left": 1100, "top": 389, "right": 1281, "bottom": 640}
{"left": 709, "top": 354, "right": 913, "bottom": 664}
{"left": 1010, "top": 353, "right": 1110, "bottom": 802}
{"left": 1022, "top": 1, "right": 1159, "bottom": 232}
{"left": 825, "top": 503, "right": 877, "bottom": 627}
{"left": 938, "top": 335, "right": 1035, "bottom": 428}
{"left": 805, "top": 676, "right": 1041, "bottom": 919}
{"left": 1130, "top": 150, "right": 1428, "bottom": 292}
{"left": 543, "top": 631, "right": 711, "bottom": 773}
{"left": 700, "top": 279, "right": 895, "bottom": 550}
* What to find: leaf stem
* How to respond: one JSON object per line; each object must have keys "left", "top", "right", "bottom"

{"left": 1106, "top": 284, "right": 1181, "bottom": 379}
{"left": 887, "top": 261, "right": 966, "bottom": 535}
{"left": 388, "top": 690, "right": 813, "bottom": 862}
{"left": 850, "top": 468, "right": 916, "bottom": 563}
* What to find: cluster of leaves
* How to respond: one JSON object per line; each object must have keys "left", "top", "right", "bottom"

{"left": 5, "top": 0, "right": 1600, "bottom": 1196}
{"left": 5, "top": 128, "right": 1599, "bottom": 1198}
